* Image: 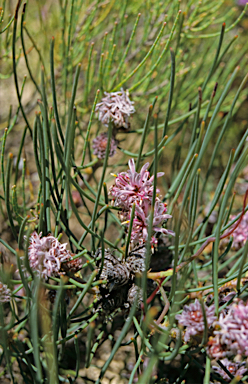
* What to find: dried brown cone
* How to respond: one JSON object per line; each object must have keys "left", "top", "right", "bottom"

{"left": 60, "top": 257, "right": 82, "bottom": 274}
{"left": 95, "top": 248, "right": 130, "bottom": 291}
{"left": 126, "top": 244, "right": 148, "bottom": 274}
{"left": 125, "top": 283, "right": 143, "bottom": 311}
{"left": 94, "top": 245, "right": 158, "bottom": 319}
{"left": 98, "top": 284, "right": 130, "bottom": 315}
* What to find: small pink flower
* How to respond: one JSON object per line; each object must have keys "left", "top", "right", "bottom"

{"left": 207, "top": 334, "right": 227, "bottom": 360}
{"left": 210, "top": 299, "right": 248, "bottom": 358}
{"left": 0, "top": 282, "right": 11, "bottom": 303}
{"left": 95, "top": 89, "right": 135, "bottom": 129}
{"left": 176, "top": 299, "right": 216, "bottom": 343}
{"left": 237, "top": 0, "right": 247, "bottom": 5}
{"left": 110, "top": 159, "right": 174, "bottom": 245}
{"left": 28, "top": 232, "right": 72, "bottom": 278}
{"left": 212, "top": 358, "right": 247, "bottom": 382}
{"left": 129, "top": 201, "right": 173, "bottom": 246}
{"left": 152, "top": 200, "right": 174, "bottom": 236}
{"left": 226, "top": 211, "right": 248, "bottom": 250}
{"left": 70, "top": 190, "right": 83, "bottom": 208}
{"left": 110, "top": 158, "right": 164, "bottom": 210}
{"left": 92, "top": 132, "right": 118, "bottom": 159}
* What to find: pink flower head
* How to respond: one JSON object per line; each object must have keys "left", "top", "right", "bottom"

{"left": 212, "top": 358, "right": 247, "bottom": 382}
{"left": 0, "top": 282, "right": 11, "bottom": 303}
{"left": 110, "top": 159, "right": 164, "bottom": 210}
{"left": 130, "top": 201, "right": 173, "bottom": 246}
{"left": 176, "top": 299, "right": 216, "bottom": 343}
{"left": 28, "top": 232, "right": 72, "bottom": 278}
{"left": 92, "top": 132, "right": 118, "bottom": 159}
{"left": 110, "top": 159, "right": 174, "bottom": 245}
{"left": 152, "top": 200, "right": 174, "bottom": 236}
{"left": 207, "top": 334, "right": 227, "bottom": 360}
{"left": 210, "top": 299, "right": 248, "bottom": 358}
{"left": 229, "top": 211, "right": 248, "bottom": 250}
{"left": 237, "top": 0, "right": 247, "bottom": 5}
{"left": 95, "top": 89, "right": 135, "bottom": 129}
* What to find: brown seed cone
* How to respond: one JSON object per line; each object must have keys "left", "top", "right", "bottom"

{"left": 60, "top": 257, "right": 82, "bottom": 274}
{"left": 95, "top": 248, "right": 130, "bottom": 291}
{"left": 125, "top": 283, "right": 142, "bottom": 310}
{"left": 126, "top": 244, "right": 148, "bottom": 274}
{"left": 99, "top": 284, "right": 130, "bottom": 315}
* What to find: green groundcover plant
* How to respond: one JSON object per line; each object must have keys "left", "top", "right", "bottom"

{"left": 1, "top": 0, "right": 248, "bottom": 383}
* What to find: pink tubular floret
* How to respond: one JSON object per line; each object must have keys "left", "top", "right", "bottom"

{"left": 28, "top": 232, "right": 72, "bottom": 278}
{"left": 110, "top": 158, "right": 174, "bottom": 246}
{"left": 176, "top": 299, "right": 216, "bottom": 343}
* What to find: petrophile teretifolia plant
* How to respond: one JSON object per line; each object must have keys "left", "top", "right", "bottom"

{"left": 1, "top": 0, "right": 248, "bottom": 383}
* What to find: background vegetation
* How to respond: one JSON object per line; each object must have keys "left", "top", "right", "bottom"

{"left": 0, "top": 0, "right": 248, "bottom": 383}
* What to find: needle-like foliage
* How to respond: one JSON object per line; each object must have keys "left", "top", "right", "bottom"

{"left": 0, "top": 1, "right": 248, "bottom": 383}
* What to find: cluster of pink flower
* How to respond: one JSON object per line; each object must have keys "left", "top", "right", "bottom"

{"left": 211, "top": 359, "right": 247, "bottom": 383}
{"left": 28, "top": 232, "right": 82, "bottom": 278}
{"left": 208, "top": 299, "right": 248, "bottom": 359}
{"left": 92, "top": 89, "right": 135, "bottom": 160}
{"left": 92, "top": 132, "right": 118, "bottom": 160}
{"left": 228, "top": 210, "right": 248, "bottom": 250}
{"left": 110, "top": 158, "right": 174, "bottom": 247}
{"left": 0, "top": 282, "right": 11, "bottom": 303}
{"left": 95, "top": 89, "right": 135, "bottom": 129}
{"left": 175, "top": 299, "right": 216, "bottom": 343}
{"left": 176, "top": 297, "right": 248, "bottom": 382}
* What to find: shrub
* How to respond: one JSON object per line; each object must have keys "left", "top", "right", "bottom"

{"left": 0, "top": 1, "right": 248, "bottom": 383}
